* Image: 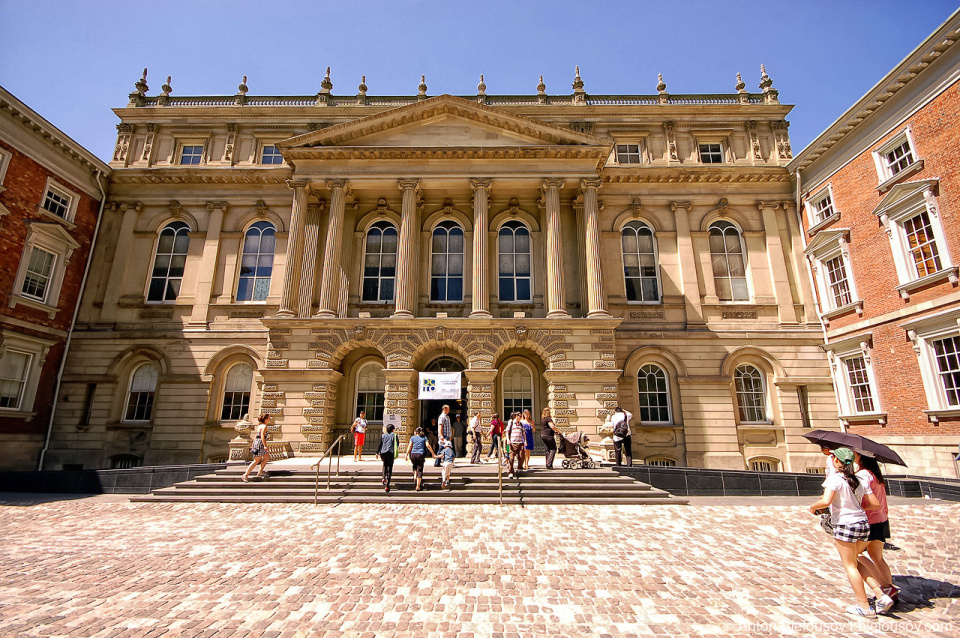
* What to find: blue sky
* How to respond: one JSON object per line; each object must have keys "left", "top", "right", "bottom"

{"left": 0, "top": 0, "right": 956, "bottom": 163}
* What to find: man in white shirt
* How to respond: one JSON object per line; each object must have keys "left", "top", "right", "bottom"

{"left": 611, "top": 406, "right": 633, "bottom": 467}
{"left": 437, "top": 405, "right": 452, "bottom": 446}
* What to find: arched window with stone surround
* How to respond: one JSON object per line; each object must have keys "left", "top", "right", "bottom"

{"left": 362, "top": 221, "right": 398, "bottom": 302}
{"left": 355, "top": 363, "right": 386, "bottom": 424}
{"left": 501, "top": 362, "right": 534, "bottom": 417}
{"left": 431, "top": 220, "right": 464, "bottom": 302}
{"left": 237, "top": 221, "right": 276, "bottom": 302}
{"left": 734, "top": 364, "right": 767, "bottom": 423}
{"left": 709, "top": 221, "right": 749, "bottom": 301}
{"left": 147, "top": 221, "right": 190, "bottom": 302}
{"left": 621, "top": 221, "right": 660, "bottom": 302}
{"left": 637, "top": 364, "right": 671, "bottom": 423}
{"left": 124, "top": 362, "right": 159, "bottom": 422}
{"left": 221, "top": 363, "right": 253, "bottom": 421}
{"left": 498, "top": 221, "right": 531, "bottom": 302}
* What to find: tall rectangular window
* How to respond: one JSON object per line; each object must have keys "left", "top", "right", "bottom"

{"left": 42, "top": 186, "right": 72, "bottom": 218}
{"left": 21, "top": 247, "right": 56, "bottom": 302}
{"left": 844, "top": 356, "right": 875, "bottom": 413}
{"left": 884, "top": 140, "right": 915, "bottom": 176}
{"left": 812, "top": 194, "right": 835, "bottom": 223}
{"left": 932, "top": 336, "right": 960, "bottom": 407}
{"left": 0, "top": 350, "right": 32, "bottom": 409}
{"left": 824, "top": 255, "right": 852, "bottom": 308}
{"left": 903, "top": 211, "right": 942, "bottom": 278}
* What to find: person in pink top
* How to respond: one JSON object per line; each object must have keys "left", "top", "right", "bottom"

{"left": 856, "top": 453, "right": 899, "bottom": 606}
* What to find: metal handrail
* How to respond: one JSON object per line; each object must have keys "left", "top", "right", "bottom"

{"left": 311, "top": 435, "right": 345, "bottom": 504}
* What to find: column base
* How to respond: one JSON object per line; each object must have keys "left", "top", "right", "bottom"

{"left": 275, "top": 309, "right": 296, "bottom": 318}
{"left": 469, "top": 310, "right": 493, "bottom": 318}
{"left": 183, "top": 320, "right": 210, "bottom": 331}
{"left": 314, "top": 310, "right": 336, "bottom": 319}
{"left": 546, "top": 310, "right": 571, "bottom": 318}
{"left": 391, "top": 310, "right": 414, "bottom": 318}
{"left": 586, "top": 310, "right": 611, "bottom": 318}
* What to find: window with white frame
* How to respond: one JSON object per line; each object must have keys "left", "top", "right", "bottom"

{"left": 0, "top": 331, "right": 52, "bottom": 414}
{"left": 826, "top": 336, "right": 883, "bottom": 421}
{"left": 498, "top": 221, "right": 532, "bottom": 303}
{"left": 844, "top": 356, "right": 876, "bottom": 413}
{"left": 355, "top": 363, "right": 386, "bottom": 423}
{"left": 646, "top": 457, "right": 677, "bottom": 467}
{"left": 698, "top": 143, "right": 724, "bottom": 164}
{"left": 20, "top": 247, "right": 56, "bottom": 302}
{"left": 361, "top": 221, "right": 398, "bottom": 302}
{"left": 260, "top": 144, "right": 284, "bottom": 165}
{"left": 931, "top": 335, "right": 960, "bottom": 407}
{"left": 804, "top": 229, "right": 860, "bottom": 316}
{"left": 806, "top": 185, "right": 838, "bottom": 229}
{"left": 873, "top": 129, "right": 919, "bottom": 183}
{"left": 11, "top": 222, "right": 80, "bottom": 313}
{"left": 124, "top": 362, "right": 159, "bottom": 422}
{"left": 823, "top": 255, "right": 853, "bottom": 308}
{"left": 902, "top": 314, "right": 960, "bottom": 417}
{"left": 734, "top": 364, "right": 767, "bottom": 423}
{"left": 637, "top": 364, "right": 671, "bottom": 423}
{"left": 0, "top": 349, "right": 32, "bottom": 409}
{"left": 0, "top": 146, "right": 11, "bottom": 186}
{"left": 750, "top": 458, "right": 779, "bottom": 472}
{"left": 873, "top": 180, "right": 953, "bottom": 296}
{"left": 502, "top": 363, "right": 534, "bottom": 418}
{"left": 178, "top": 143, "right": 204, "bottom": 166}
{"left": 220, "top": 363, "right": 253, "bottom": 421}
{"left": 237, "top": 221, "right": 275, "bottom": 301}
{"left": 621, "top": 221, "right": 660, "bottom": 302}
{"left": 615, "top": 143, "right": 641, "bottom": 164}
{"left": 709, "top": 221, "right": 749, "bottom": 301}
{"left": 147, "top": 221, "right": 191, "bottom": 302}
{"left": 430, "top": 221, "right": 464, "bottom": 302}
{"left": 41, "top": 182, "right": 74, "bottom": 220}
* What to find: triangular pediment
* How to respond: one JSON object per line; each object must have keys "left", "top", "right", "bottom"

{"left": 804, "top": 228, "right": 850, "bottom": 256}
{"left": 280, "top": 94, "right": 609, "bottom": 150}
{"left": 873, "top": 178, "right": 939, "bottom": 218}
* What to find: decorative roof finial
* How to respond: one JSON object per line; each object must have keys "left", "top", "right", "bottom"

{"left": 358, "top": 75, "right": 368, "bottom": 95}
{"left": 572, "top": 65, "right": 584, "bottom": 91}
{"left": 418, "top": 74, "right": 428, "bottom": 95}
{"left": 321, "top": 67, "right": 333, "bottom": 93}
{"left": 759, "top": 64, "right": 773, "bottom": 90}
{"left": 477, "top": 74, "right": 486, "bottom": 95}
{"left": 537, "top": 74, "right": 546, "bottom": 94}
{"left": 657, "top": 73, "right": 667, "bottom": 93}
{"left": 135, "top": 68, "right": 149, "bottom": 96}
{"left": 735, "top": 72, "right": 746, "bottom": 93}
{"left": 161, "top": 76, "right": 172, "bottom": 96}
{"left": 237, "top": 75, "right": 248, "bottom": 95}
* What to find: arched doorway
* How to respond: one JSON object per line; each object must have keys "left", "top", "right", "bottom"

{"left": 499, "top": 361, "right": 545, "bottom": 454}
{"left": 420, "top": 356, "right": 468, "bottom": 455}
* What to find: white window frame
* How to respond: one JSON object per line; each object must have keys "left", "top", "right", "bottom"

{"left": 903, "top": 310, "right": 960, "bottom": 420}
{"left": 146, "top": 221, "right": 192, "bottom": 303}
{"left": 10, "top": 222, "right": 80, "bottom": 318}
{"left": 708, "top": 220, "right": 751, "bottom": 302}
{"left": 123, "top": 362, "right": 159, "bottom": 423}
{"left": 236, "top": 221, "right": 276, "bottom": 302}
{"left": 872, "top": 127, "right": 920, "bottom": 185}
{"left": 645, "top": 457, "right": 677, "bottom": 467}
{"left": 0, "top": 330, "right": 53, "bottom": 415}
{"left": 429, "top": 220, "right": 465, "bottom": 303}
{"left": 0, "top": 146, "right": 12, "bottom": 187}
{"left": 749, "top": 457, "right": 780, "bottom": 472}
{"left": 614, "top": 141, "right": 643, "bottom": 165}
{"left": 804, "top": 228, "right": 862, "bottom": 321}
{"left": 354, "top": 362, "right": 386, "bottom": 425}
{"left": 874, "top": 180, "right": 956, "bottom": 299}
{"left": 825, "top": 333, "right": 884, "bottom": 424}
{"left": 734, "top": 364, "right": 770, "bottom": 424}
{"left": 38, "top": 177, "right": 79, "bottom": 224}
{"left": 805, "top": 183, "right": 840, "bottom": 234}
{"left": 259, "top": 142, "right": 285, "bottom": 166}
{"left": 697, "top": 140, "right": 726, "bottom": 164}
{"left": 501, "top": 361, "right": 535, "bottom": 419}
{"left": 360, "top": 220, "right": 399, "bottom": 304}
{"left": 636, "top": 363, "right": 672, "bottom": 424}
{"left": 176, "top": 140, "right": 206, "bottom": 166}
{"left": 620, "top": 220, "right": 661, "bottom": 304}
{"left": 497, "top": 220, "right": 533, "bottom": 304}
{"left": 220, "top": 362, "right": 253, "bottom": 422}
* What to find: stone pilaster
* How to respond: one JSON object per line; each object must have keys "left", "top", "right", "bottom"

{"left": 100, "top": 202, "right": 142, "bottom": 323}
{"left": 783, "top": 200, "right": 817, "bottom": 322}
{"left": 384, "top": 368, "right": 418, "bottom": 446}
{"left": 296, "top": 202, "right": 323, "bottom": 318}
{"left": 277, "top": 179, "right": 309, "bottom": 317}
{"left": 393, "top": 179, "right": 420, "bottom": 318}
{"left": 315, "top": 180, "right": 348, "bottom": 317}
{"left": 465, "top": 368, "right": 497, "bottom": 457}
{"left": 671, "top": 201, "right": 705, "bottom": 327}
{"left": 295, "top": 371, "right": 343, "bottom": 453}
{"left": 469, "top": 179, "right": 492, "bottom": 318}
{"left": 186, "top": 202, "right": 226, "bottom": 330}
{"left": 580, "top": 178, "right": 608, "bottom": 317}
{"left": 758, "top": 201, "right": 798, "bottom": 324}
{"left": 542, "top": 179, "right": 569, "bottom": 318}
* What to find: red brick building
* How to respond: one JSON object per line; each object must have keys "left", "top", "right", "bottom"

{"left": 0, "top": 86, "right": 110, "bottom": 470}
{"left": 789, "top": 10, "right": 960, "bottom": 477}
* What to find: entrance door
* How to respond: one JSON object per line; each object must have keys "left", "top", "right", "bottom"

{"left": 421, "top": 356, "right": 468, "bottom": 454}
{"left": 501, "top": 362, "right": 545, "bottom": 454}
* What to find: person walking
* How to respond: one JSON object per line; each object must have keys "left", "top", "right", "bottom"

{"left": 468, "top": 411, "right": 484, "bottom": 464}
{"left": 453, "top": 413, "right": 467, "bottom": 457}
{"left": 440, "top": 440, "right": 456, "bottom": 489}
{"left": 241, "top": 413, "right": 272, "bottom": 482}
{"left": 351, "top": 411, "right": 368, "bottom": 462}
{"left": 611, "top": 406, "right": 633, "bottom": 466}
{"left": 506, "top": 411, "right": 525, "bottom": 478}
{"left": 379, "top": 423, "right": 399, "bottom": 492}
{"left": 438, "top": 405, "right": 453, "bottom": 447}
{"left": 404, "top": 426, "right": 436, "bottom": 492}
{"left": 541, "top": 407, "right": 560, "bottom": 469}
{"left": 856, "top": 453, "right": 898, "bottom": 605}
{"left": 808, "top": 447, "right": 893, "bottom": 618}
{"left": 486, "top": 412, "right": 504, "bottom": 462}
{"left": 521, "top": 409, "right": 534, "bottom": 470}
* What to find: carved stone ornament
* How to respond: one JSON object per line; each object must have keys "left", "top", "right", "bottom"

{"left": 572, "top": 65, "right": 584, "bottom": 91}
{"left": 436, "top": 326, "right": 446, "bottom": 341}
{"left": 135, "top": 68, "right": 149, "bottom": 96}
{"left": 631, "top": 198, "right": 643, "bottom": 217}
{"left": 376, "top": 197, "right": 389, "bottom": 213}
{"left": 358, "top": 75, "right": 368, "bottom": 96}
{"left": 169, "top": 200, "right": 183, "bottom": 218}
{"left": 256, "top": 199, "right": 269, "bottom": 218}
{"left": 418, "top": 75, "right": 428, "bottom": 96}
{"left": 477, "top": 74, "right": 486, "bottom": 95}
{"left": 516, "top": 325, "right": 527, "bottom": 340}
{"left": 237, "top": 75, "right": 249, "bottom": 95}
{"left": 320, "top": 67, "right": 333, "bottom": 93}
{"left": 441, "top": 198, "right": 455, "bottom": 215}
{"left": 735, "top": 72, "right": 746, "bottom": 93}
{"left": 537, "top": 74, "right": 546, "bottom": 94}
{"left": 354, "top": 325, "right": 366, "bottom": 340}
{"left": 507, "top": 197, "right": 522, "bottom": 216}
{"left": 161, "top": 76, "right": 172, "bottom": 97}
{"left": 656, "top": 73, "right": 667, "bottom": 93}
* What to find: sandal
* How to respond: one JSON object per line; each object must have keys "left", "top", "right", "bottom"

{"left": 241, "top": 475, "right": 249, "bottom": 483}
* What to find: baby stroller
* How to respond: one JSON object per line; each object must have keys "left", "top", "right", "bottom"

{"left": 559, "top": 431, "right": 596, "bottom": 469}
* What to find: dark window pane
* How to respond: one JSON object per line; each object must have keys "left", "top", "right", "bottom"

{"left": 362, "top": 279, "right": 378, "bottom": 301}
{"left": 516, "top": 278, "right": 531, "bottom": 301}
{"left": 499, "top": 278, "right": 514, "bottom": 301}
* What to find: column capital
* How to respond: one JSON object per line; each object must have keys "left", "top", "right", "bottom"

{"left": 669, "top": 201, "right": 692, "bottom": 213}
{"left": 397, "top": 178, "right": 421, "bottom": 192}
{"left": 109, "top": 201, "right": 143, "bottom": 214}
{"left": 540, "top": 178, "right": 565, "bottom": 192}
{"left": 469, "top": 178, "right": 492, "bottom": 192}
{"left": 325, "top": 179, "right": 349, "bottom": 191}
{"left": 756, "top": 200, "right": 782, "bottom": 211}
{"left": 205, "top": 201, "right": 228, "bottom": 213}
{"left": 285, "top": 178, "right": 309, "bottom": 190}
{"left": 579, "top": 177, "right": 602, "bottom": 190}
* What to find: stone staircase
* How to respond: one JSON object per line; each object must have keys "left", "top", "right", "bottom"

{"left": 130, "top": 463, "right": 687, "bottom": 505}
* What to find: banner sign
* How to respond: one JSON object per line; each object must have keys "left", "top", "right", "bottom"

{"left": 418, "top": 372, "right": 462, "bottom": 399}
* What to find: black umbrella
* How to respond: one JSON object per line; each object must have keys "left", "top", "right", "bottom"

{"left": 802, "top": 429, "right": 907, "bottom": 466}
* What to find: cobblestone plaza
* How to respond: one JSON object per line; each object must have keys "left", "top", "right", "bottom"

{"left": 1, "top": 496, "right": 957, "bottom": 636}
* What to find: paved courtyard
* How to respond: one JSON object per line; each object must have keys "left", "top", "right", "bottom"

{"left": 1, "top": 495, "right": 958, "bottom": 637}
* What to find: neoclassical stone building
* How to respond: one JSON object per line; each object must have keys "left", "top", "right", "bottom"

{"left": 44, "top": 68, "right": 837, "bottom": 472}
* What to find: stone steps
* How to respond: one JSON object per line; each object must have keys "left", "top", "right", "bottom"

{"left": 131, "top": 465, "right": 688, "bottom": 505}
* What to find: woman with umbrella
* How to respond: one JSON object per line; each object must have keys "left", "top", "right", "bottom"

{"left": 855, "top": 452, "right": 899, "bottom": 605}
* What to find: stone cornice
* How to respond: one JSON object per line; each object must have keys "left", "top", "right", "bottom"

{"left": 601, "top": 167, "right": 791, "bottom": 184}
{"left": 283, "top": 145, "right": 609, "bottom": 162}
{"left": 110, "top": 168, "right": 292, "bottom": 185}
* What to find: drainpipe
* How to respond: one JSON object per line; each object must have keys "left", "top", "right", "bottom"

{"left": 38, "top": 169, "right": 109, "bottom": 470}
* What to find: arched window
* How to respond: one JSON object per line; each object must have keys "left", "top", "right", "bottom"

{"left": 431, "top": 221, "right": 464, "bottom": 302}
{"left": 750, "top": 457, "right": 780, "bottom": 472}
{"left": 109, "top": 454, "right": 142, "bottom": 469}
{"left": 221, "top": 363, "right": 253, "bottom": 421}
{"left": 646, "top": 457, "right": 677, "bottom": 467}
{"left": 502, "top": 363, "right": 533, "bottom": 417}
{"left": 355, "top": 363, "right": 386, "bottom": 423}
{"left": 237, "top": 221, "right": 276, "bottom": 301}
{"left": 622, "top": 221, "right": 660, "bottom": 302}
{"left": 709, "top": 221, "right": 749, "bottom": 301}
{"left": 637, "top": 364, "right": 671, "bottom": 423}
{"left": 498, "top": 221, "right": 531, "bottom": 302}
{"left": 147, "top": 221, "right": 190, "bottom": 302}
{"left": 734, "top": 364, "right": 767, "bottom": 423}
{"left": 124, "top": 362, "right": 159, "bottom": 422}
{"left": 362, "top": 221, "right": 398, "bottom": 302}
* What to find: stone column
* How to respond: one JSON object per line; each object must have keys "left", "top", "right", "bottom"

{"left": 100, "top": 202, "right": 142, "bottom": 323}
{"left": 277, "top": 179, "right": 309, "bottom": 317}
{"left": 384, "top": 368, "right": 418, "bottom": 447}
{"left": 783, "top": 200, "right": 817, "bottom": 321}
{"left": 186, "top": 202, "right": 226, "bottom": 329}
{"left": 470, "top": 179, "right": 492, "bottom": 318}
{"left": 393, "top": 179, "right": 420, "bottom": 318}
{"left": 671, "top": 201, "right": 705, "bottom": 327}
{"left": 296, "top": 202, "right": 323, "bottom": 318}
{"left": 542, "top": 179, "right": 569, "bottom": 318}
{"left": 465, "top": 369, "right": 498, "bottom": 457}
{"left": 759, "top": 201, "right": 799, "bottom": 324}
{"left": 580, "top": 178, "right": 609, "bottom": 317}
{"left": 315, "top": 180, "right": 349, "bottom": 317}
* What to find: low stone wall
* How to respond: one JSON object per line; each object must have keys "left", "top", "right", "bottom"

{"left": 0, "top": 463, "right": 228, "bottom": 495}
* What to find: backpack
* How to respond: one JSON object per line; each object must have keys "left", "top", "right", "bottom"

{"left": 613, "top": 413, "right": 629, "bottom": 438}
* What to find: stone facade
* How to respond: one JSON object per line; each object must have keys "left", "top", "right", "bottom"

{"left": 790, "top": 11, "right": 960, "bottom": 478}
{"left": 44, "top": 68, "right": 834, "bottom": 473}
{"left": 0, "top": 87, "right": 110, "bottom": 470}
